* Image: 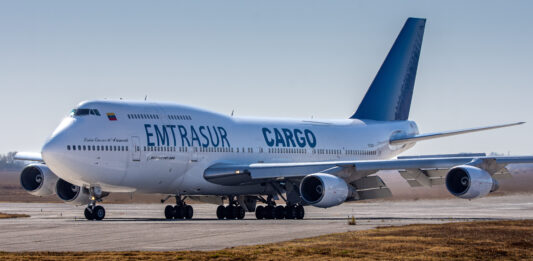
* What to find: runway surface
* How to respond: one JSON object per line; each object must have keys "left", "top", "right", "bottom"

{"left": 1, "top": 194, "right": 532, "bottom": 252}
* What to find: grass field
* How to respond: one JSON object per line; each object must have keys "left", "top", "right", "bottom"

{"left": 0, "top": 212, "right": 29, "bottom": 219}
{"left": 1, "top": 220, "right": 532, "bottom": 260}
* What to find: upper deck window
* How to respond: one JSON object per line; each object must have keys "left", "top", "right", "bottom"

{"left": 71, "top": 109, "right": 101, "bottom": 117}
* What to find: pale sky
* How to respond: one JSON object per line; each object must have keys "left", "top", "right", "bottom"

{"left": 1, "top": 0, "right": 532, "bottom": 156}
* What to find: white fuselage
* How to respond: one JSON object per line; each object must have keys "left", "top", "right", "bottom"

{"left": 41, "top": 100, "right": 419, "bottom": 196}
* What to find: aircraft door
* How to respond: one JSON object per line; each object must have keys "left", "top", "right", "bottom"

{"left": 131, "top": 136, "right": 141, "bottom": 161}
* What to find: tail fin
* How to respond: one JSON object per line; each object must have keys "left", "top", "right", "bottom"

{"left": 351, "top": 17, "right": 426, "bottom": 121}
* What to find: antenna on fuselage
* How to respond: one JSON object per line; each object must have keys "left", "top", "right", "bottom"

{"left": 231, "top": 109, "right": 234, "bottom": 117}
{"left": 144, "top": 95, "right": 148, "bottom": 101}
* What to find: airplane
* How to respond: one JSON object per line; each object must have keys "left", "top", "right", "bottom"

{"left": 14, "top": 17, "right": 533, "bottom": 221}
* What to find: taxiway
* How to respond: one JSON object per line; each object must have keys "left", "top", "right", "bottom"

{"left": 0, "top": 194, "right": 532, "bottom": 252}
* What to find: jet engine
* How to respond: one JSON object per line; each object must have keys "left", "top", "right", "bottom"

{"left": 56, "top": 178, "right": 91, "bottom": 205}
{"left": 20, "top": 164, "right": 58, "bottom": 196}
{"left": 299, "top": 173, "right": 349, "bottom": 208}
{"left": 445, "top": 165, "right": 498, "bottom": 199}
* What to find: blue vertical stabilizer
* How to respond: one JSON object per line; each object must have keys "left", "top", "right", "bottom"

{"left": 351, "top": 18, "right": 426, "bottom": 121}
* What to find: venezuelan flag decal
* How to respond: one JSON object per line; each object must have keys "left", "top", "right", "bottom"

{"left": 107, "top": 113, "right": 117, "bottom": 121}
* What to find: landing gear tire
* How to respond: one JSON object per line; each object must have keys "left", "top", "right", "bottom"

{"left": 93, "top": 205, "right": 106, "bottom": 221}
{"left": 285, "top": 206, "right": 296, "bottom": 219}
{"left": 216, "top": 205, "right": 225, "bottom": 219}
{"left": 264, "top": 205, "right": 275, "bottom": 219}
{"left": 184, "top": 205, "right": 194, "bottom": 219}
{"left": 255, "top": 206, "right": 264, "bottom": 219}
{"left": 295, "top": 205, "right": 305, "bottom": 219}
{"left": 84, "top": 207, "right": 95, "bottom": 221}
{"left": 236, "top": 206, "right": 245, "bottom": 220}
{"left": 174, "top": 205, "right": 185, "bottom": 219}
{"left": 275, "top": 206, "right": 285, "bottom": 219}
{"left": 164, "top": 205, "right": 175, "bottom": 219}
{"left": 225, "top": 205, "right": 236, "bottom": 219}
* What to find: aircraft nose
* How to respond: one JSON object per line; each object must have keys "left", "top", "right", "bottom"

{"left": 41, "top": 117, "right": 74, "bottom": 166}
{"left": 41, "top": 133, "right": 64, "bottom": 166}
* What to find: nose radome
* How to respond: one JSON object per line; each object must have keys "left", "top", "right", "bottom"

{"left": 42, "top": 117, "right": 75, "bottom": 165}
{"left": 41, "top": 135, "right": 63, "bottom": 166}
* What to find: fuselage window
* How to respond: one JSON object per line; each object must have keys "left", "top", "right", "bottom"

{"left": 92, "top": 145, "right": 95, "bottom": 150}
{"left": 87, "top": 146, "right": 91, "bottom": 151}
{"left": 72, "top": 145, "right": 76, "bottom": 151}
{"left": 105, "top": 146, "right": 108, "bottom": 151}
{"left": 67, "top": 145, "right": 71, "bottom": 150}
{"left": 78, "top": 145, "right": 81, "bottom": 151}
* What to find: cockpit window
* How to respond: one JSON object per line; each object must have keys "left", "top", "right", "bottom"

{"left": 90, "top": 109, "right": 101, "bottom": 116}
{"left": 71, "top": 109, "right": 101, "bottom": 117}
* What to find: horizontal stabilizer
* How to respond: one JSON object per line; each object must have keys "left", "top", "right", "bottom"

{"left": 390, "top": 122, "right": 525, "bottom": 145}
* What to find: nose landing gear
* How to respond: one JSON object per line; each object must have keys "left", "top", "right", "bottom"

{"left": 84, "top": 186, "right": 107, "bottom": 221}
{"left": 84, "top": 205, "right": 105, "bottom": 221}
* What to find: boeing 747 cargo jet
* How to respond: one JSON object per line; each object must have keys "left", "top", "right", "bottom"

{"left": 15, "top": 18, "right": 533, "bottom": 221}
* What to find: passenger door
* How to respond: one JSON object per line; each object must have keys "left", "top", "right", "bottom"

{"left": 131, "top": 136, "right": 141, "bottom": 161}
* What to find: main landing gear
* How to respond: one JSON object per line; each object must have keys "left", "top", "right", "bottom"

{"left": 255, "top": 204, "right": 304, "bottom": 220}
{"left": 164, "top": 195, "right": 194, "bottom": 220}
{"left": 254, "top": 194, "right": 305, "bottom": 220}
{"left": 216, "top": 196, "right": 246, "bottom": 220}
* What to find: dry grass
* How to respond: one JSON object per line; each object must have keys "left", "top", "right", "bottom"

{"left": 0, "top": 212, "right": 29, "bottom": 219}
{"left": 1, "top": 220, "right": 532, "bottom": 260}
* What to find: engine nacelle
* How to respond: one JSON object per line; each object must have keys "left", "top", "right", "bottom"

{"left": 20, "top": 164, "right": 58, "bottom": 196}
{"left": 56, "top": 178, "right": 91, "bottom": 205}
{"left": 445, "top": 165, "right": 497, "bottom": 199}
{"left": 299, "top": 173, "right": 349, "bottom": 208}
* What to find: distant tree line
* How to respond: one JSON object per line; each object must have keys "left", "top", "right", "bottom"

{"left": 0, "top": 152, "right": 24, "bottom": 171}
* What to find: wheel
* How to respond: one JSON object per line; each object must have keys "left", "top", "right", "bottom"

{"left": 216, "top": 205, "right": 225, "bottom": 219}
{"left": 84, "top": 207, "right": 95, "bottom": 220}
{"left": 236, "top": 206, "right": 245, "bottom": 220}
{"left": 255, "top": 206, "right": 264, "bottom": 219}
{"left": 225, "top": 205, "right": 235, "bottom": 219}
{"left": 93, "top": 205, "right": 105, "bottom": 221}
{"left": 275, "top": 206, "right": 285, "bottom": 219}
{"left": 174, "top": 205, "right": 185, "bottom": 219}
{"left": 285, "top": 206, "right": 296, "bottom": 219}
{"left": 295, "top": 205, "right": 305, "bottom": 219}
{"left": 164, "top": 205, "right": 175, "bottom": 219}
{"left": 184, "top": 205, "right": 194, "bottom": 219}
{"left": 264, "top": 205, "right": 275, "bottom": 219}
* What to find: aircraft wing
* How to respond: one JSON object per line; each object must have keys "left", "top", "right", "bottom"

{"left": 204, "top": 154, "right": 533, "bottom": 188}
{"left": 14, "top": 152, "right": 43, "bottom": 162}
